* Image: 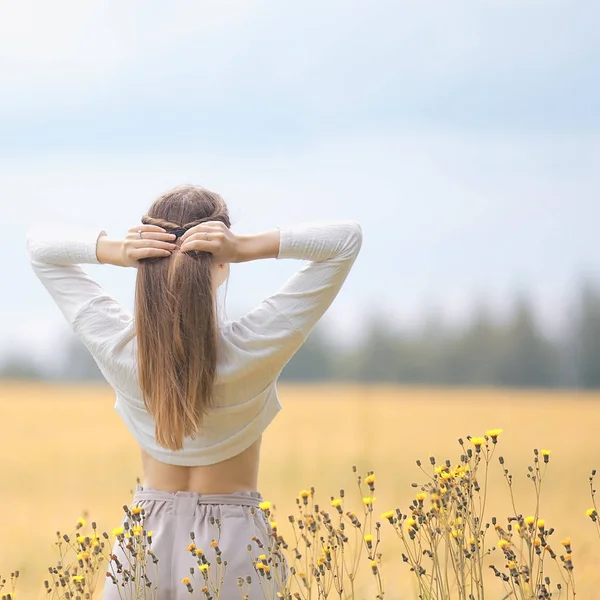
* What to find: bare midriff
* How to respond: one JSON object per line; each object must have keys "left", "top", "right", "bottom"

{"left": 140, "top": 437, "right": 263, "bottom": 494}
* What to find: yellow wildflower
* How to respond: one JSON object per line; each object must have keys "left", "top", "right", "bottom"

{"left": 210, "top": 540, "right": 218, "bottom": 548}
{"left": 132, "top": 525, "right": 143, "bottom": 537}
{"left": 541, "top": 449, "right": 551, "bottom": 456}
{"left": 76, "top": 517, "right": 86, "bottom": 528}
{"left": 381, "top": 510, "right": 394, "bottom": 521}
{"left": 195, "top": 548, "right": 204, "bottom": 556}
{"left": 363, "top": 496, "right": 376, "bottom": 506}
{"left": 508, "top": 561, "right": 517, "bottom": 570}
{"left": 299, "top": 490, "right": 311, "bottom": 499}
{"left": 331, "top": 498, "right": 343, "bottom": 508}
{"left": 259, "top": 501, "right": 272, "bottom": 511}
{"left": 76, "top": 535, "right": 86, "bottom": 544}
{"left": 486, "top": 429, "right": 503, "bottom": 442}
{"left": 415, "top": 493, "right": 427, "bottom": 502}
{"left": 72, "top": 575, "right": 84, "bottom": 584}
{"left": 537, "top": 519, "right": 545, "bottom": 529}
{"left": 270, "top": 521, "right": 278, "bottom": 529}
{"left": 181, "top": 577, "right": 191, "bottom": 585}
{"left": 77, "top": 551, "right": 90, "bottom": 561}
{"left": 561, "top": 538, "right": 571, "bottom": 547}
{"left": 406, "top": 517, "right": 417, "bottom": 530}
{"left": 198, "top": 564, "right": 209, "bottom": 573}
{"left": 131, "top": 506, "right": 143, "bottom": 515}
{"left": 533, "top": 538, "right": 541, "bottom": 547}
{"left": 112, "top": 527, "right": 124, "bottom": 537}
{"left": 365, "top": 474, "right": 376, "bottom": 485}
{"left": 586, "top": 508, "right": 597, "bottom": 518}
{"left": 259, "top": 554, "right": 267, "bottom": 561}
{"left": 450, "top": 529, "right": 460, "bottom": 539}
{"left": 470, "top": 437, "right": 485, "bottom": 450}
{"left": 364, "top": 534, "right": 373, "bottom": 542}
{"left": 525, "top": 516, "right": 536, "bottom": 526}
{"left": 147, "top": 531, "right": 153, "bottom": 538}
{"left": 186, "top": 543, "right": 196, "bottom": 552}
{"left": 498, "top": 539, "right": 510, "bottom": 550}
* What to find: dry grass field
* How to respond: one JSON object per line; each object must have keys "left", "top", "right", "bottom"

{"left": 0, "top": 381, "right": 599, "bottom": 599}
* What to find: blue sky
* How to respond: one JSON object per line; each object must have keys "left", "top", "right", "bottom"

{"left": 1, "top": 0, "right": 599, "bottom": 365}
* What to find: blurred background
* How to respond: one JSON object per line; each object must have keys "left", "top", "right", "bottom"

{"left": 1, "top": 0, "right": 600, "bottom": 597}
{"left": 1, "top": 0, "right": 599, "bottom": 387}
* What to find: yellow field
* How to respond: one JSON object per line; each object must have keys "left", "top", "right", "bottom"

{"left": 0, "top": 382, "right": 599, "bottom": 599}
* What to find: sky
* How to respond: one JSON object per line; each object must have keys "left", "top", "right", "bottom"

{"left": 1, "top": 0, "right": 599, "bottom": 365}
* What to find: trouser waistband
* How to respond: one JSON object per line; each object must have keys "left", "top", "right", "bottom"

{"left": 132, "top": 484, "right": 263, "bottom": 508}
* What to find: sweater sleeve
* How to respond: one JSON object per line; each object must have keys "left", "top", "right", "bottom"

{"left": 25, "top": 225, "right": 117, "bottom": 325}
{"left": 226, "top": 220, "right": 362, "bottom": 375}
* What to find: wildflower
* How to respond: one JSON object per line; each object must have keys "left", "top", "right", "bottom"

{"left": 270, "top": 521, "right": 278, "bottom": 530}
{"left": 195, "top": 548, "right": 204, "bottom": 556}
{"left": 406, "top": 517, "right": 417, "bottom": 530}
{"left": 259, "top": 501, "right": 271, "bottom": 511}
{"left": 586, "top": 508, "right": 597, "bottom": 520}
{"left": 132, "top": 525, "right": 143, "bottom": 537}
{"left": 450, "top": 529, "right": 460, "bottom": 539}
{"left": 561, "top": 538, "right": 571, "bottom": 547}
{"left": 365, "top": 473, "right": 376, "bottom": 487}
{"left": 470, "top": 437, "right": 485, "bottom": 451}
{"left": 537, "top": 519, "right": 545, "bottom": 530}
{"left": 72, "top": 575, "right": 84, "bottom": 584}
{"left": 131, "top": 506, "right": 143, "bottom": 515}
{"left": 77, "top": 551, "right": 90, "bottom": 561}
{"left": 415, "top": 492, "right": 427, "bottom": 502}
{"left": 486, "top": 429, "right": 503, "bottom": 443}
{"left": 147, "top": 531, "right": 153, "bottom": 539}
{"left": 362, "top": 496, "right": 376, "bottom": 506}
{"left": 259, "top": 554, "right": 267, "bottom": 561}
{"left": 533, "top": 538, "right": 541, "bottom": 547}
{"left": 299, "top": 490, "right": 311, "bottom": 500}
{"left": 370, "top": 560, "right": 378, "bottom": 574}
{"left": 381, "top": 511, "right": 394, "bottom": 522}
{"left": 76, "top": 517, "right": 86, "bottom": 528}
{"left": 181, "top": 577, "right": 191, "bottom": 585}
{"left": 210, "top": 540, "right": 218, "bottom": 548}
{"left": 541, "top": 449, "right": 551, "bottom": 463}
{"left": 198, "top": 564, "right": 210, "bottom": 574}
{"left": 76, "top": 535, "right": 86, "bottom": 544}
{"left": 498, "top": 539, "right": 510, "bottom": 550}
{"left": 112, "top": 527, "right": 124, "bottom": 537}
{"left": 331, "top": 498, "right": 343, "bottom": 508}
{"left": 507, "top": 560, "right": 517, "bottom": 570}
{"left": 525, "top": 516, "right": 535, "bottom": 526}
{"left": 186, "top": 543, "right": 196, "bottom": 552}
{"left": 364, "top": 534, "right": 373, "bottom": 543}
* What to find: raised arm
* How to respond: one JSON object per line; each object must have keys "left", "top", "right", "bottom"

{"left": 223, "top": 220, "right": 363, "bottom": 374}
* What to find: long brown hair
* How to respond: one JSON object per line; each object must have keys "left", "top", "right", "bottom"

{"left": 135, "top": 185, "right": 231, "bottom": 451}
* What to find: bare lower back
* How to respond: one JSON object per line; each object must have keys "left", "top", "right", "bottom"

{"left": 140, "top": 437, "right": 262, "bottom": 494}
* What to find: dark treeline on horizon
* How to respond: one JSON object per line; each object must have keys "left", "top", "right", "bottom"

{"left": 2, "top": 280, "right": 600, "bottom": 390}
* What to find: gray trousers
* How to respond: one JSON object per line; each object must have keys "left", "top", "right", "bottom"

{"left": 102, "top": 485, "right": 287, "bottom": 600}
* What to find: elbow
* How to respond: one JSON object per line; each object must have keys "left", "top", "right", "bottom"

{"left": 342, "top": 220, "right": 363, "bottom": 259}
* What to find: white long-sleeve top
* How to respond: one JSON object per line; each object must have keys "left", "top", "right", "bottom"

{"left": 26, "top": 221, "right": 362, "bottom": 466}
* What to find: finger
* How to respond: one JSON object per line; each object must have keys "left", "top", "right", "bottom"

{"left": 132, "top": 248, "right": 172, "bottom": 260}
{"left": 131, "top": 239, "right": 177, "bottom": 251}
{"left": 179, "top": 223, "right": 223, "bottom": 243}
{"left": 180, "top": 239, "right": 220, "bottom": 254}
{"left": 127, "top": 231, "right": 176, "bottom": 241}
{"left": 129, "top": 224, "right": 167, "bottom": 233}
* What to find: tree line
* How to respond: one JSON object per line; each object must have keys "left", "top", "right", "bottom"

{"left": 2, "top": 280, "right": 600, "bottom": 389}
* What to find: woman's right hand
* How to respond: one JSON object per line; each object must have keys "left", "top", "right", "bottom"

{"left": 180, "top": 221, "right": 241, "bottom": 263}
